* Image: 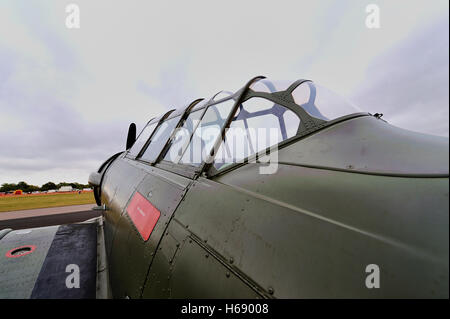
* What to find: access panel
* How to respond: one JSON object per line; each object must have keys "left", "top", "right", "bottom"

{"left": 107, "top": 160, "right": 192, "bottom": 298}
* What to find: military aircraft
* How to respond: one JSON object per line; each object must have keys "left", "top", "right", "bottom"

{"left": 0, "top": 76, "right": 448, "bottom": 298}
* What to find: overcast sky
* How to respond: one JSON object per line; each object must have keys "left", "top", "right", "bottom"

{"left": 0, "top": 0, "right": 448, "bottom": 186}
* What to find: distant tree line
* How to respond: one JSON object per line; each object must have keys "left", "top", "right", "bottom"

{"left": 0, "top": 181, "right": 91, "bottom": 193}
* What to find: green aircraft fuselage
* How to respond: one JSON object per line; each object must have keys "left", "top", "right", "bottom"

{"left": 0, "top": 77, "right": 448, "bottom": 299}
{"left": 94, "top": 77, "right": 449, "bottom": 298}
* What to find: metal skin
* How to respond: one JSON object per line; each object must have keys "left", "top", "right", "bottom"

{"left": 0, "top": 77, "right": 447, "bottom": 299}
{"left": 94, "top": 77, "right": 449, "bottom": 298}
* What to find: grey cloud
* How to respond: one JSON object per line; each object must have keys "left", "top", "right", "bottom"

{"left": 1, "top": 1, "right": 448, "bottom": 187}
{"left": 137, "top": 59, "right": 200, "bottom": 110}
{"left": 10, "top": 2, "right": 79, "bottom": 73}
{"left": 0, "top": 49, "right": 15, "bottom": 85}
{"left": 350, "top": 16, "right": 449, "bottom": 136}
{"left": 0, "top": 48, "right": 128, "bottom": 183}
{"left": 0, "top": 100, "right": 128, "bottom": 173}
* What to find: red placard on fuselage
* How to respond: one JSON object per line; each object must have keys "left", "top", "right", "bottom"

{"left": 127, "top": 192, "right": 160, "bottom": 241}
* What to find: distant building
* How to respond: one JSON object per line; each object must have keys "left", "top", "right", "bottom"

{"left": 47, "top": 189, "right": 57, "bottom": 193}
{"left": 58, "top": 186, "right": 73, "bottom": 192}
{"left": 83, "top": 188, "right": 92, "bottom": 191}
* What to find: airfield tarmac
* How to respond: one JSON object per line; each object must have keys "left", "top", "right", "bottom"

{"left": 0, "top": 204, "right": 99, "bottom": 230}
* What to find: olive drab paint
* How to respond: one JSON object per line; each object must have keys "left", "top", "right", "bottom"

{"left": 2, "top": 77, "right": 444, "bottom": 299}
{"left": 88, "top": 77, "right": 448, "bottom": 298}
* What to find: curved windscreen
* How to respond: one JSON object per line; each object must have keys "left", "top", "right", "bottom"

{"left": 140, "top": 116, "right": 181, "bottom": 163}
{"left": 249, "top": 79, "right": 292, "bottom": 93}
{"left": 213, "top": 97, "right": 300, "bottom": 171}
{"left": 163, "top": 109, "right": 203, "bottom": 163}
{"left": 292, "top": 81, "right": 361, "bottom": 121}
{"left": 179, "top": 99, "right": 235, "bottom": 166}
{"left": 211, "top": 90, "right": 234, "bottom": 102}
{"left": 128, "top": 122, "right": 158, "bottom": 157}
{"left": 250, "top": 78, "right": 361, "bottom": 121}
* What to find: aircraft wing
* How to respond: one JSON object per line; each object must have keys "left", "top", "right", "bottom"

{"left": 0, "top": 217, "right": 110, "bottom": 298}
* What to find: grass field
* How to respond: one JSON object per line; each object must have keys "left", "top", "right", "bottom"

{"left": 0, "top": 192, "right": 96, "bottom": 212}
